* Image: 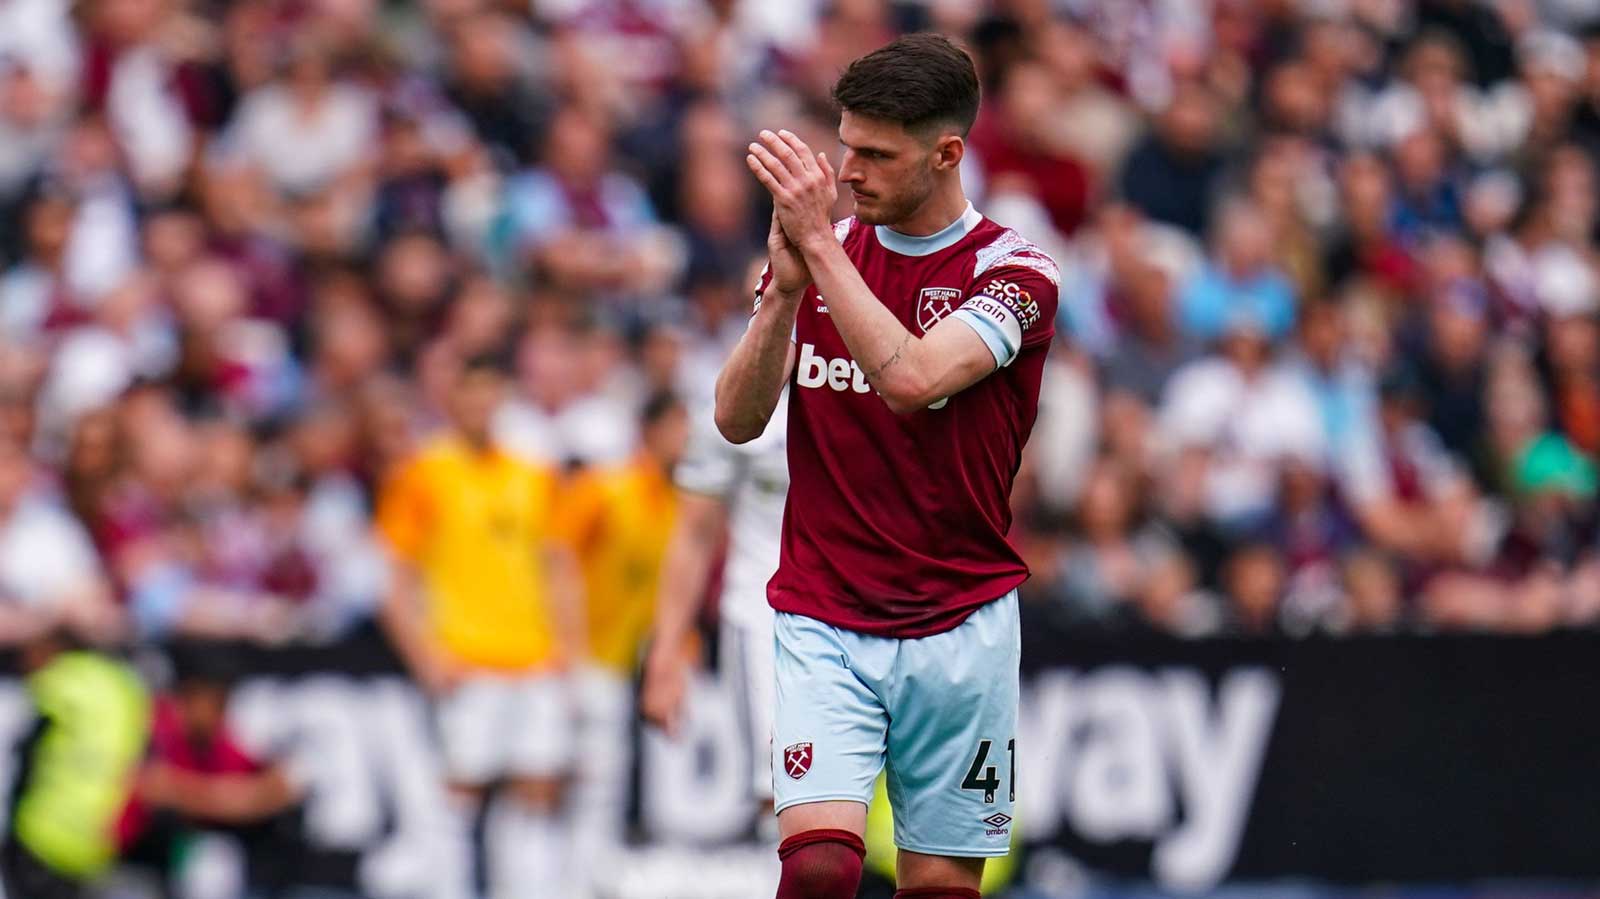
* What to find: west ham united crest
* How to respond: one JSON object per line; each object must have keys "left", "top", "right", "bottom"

{"left": 783, "top": 742, "right": 813, "bottom": 780}
{"left": 917, "top": 287, "right": 962, "bottom": 333}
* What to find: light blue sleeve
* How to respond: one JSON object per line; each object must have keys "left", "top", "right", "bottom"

{"left": 951, "top": 307, "right": 1017, "bottom": 369}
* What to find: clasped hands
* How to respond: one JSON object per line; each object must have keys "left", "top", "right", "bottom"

{"left": 746, "top": 129, "right": 839, "bottom": 257}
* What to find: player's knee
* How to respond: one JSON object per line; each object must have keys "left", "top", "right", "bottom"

{"left": 444, "top": 781, "right": 487, "bottom": 806}
{"left": 893, "top": 888, "right": 982, "bottom": 899}
{"left": 776, "top": 828, "right": 866, "bottom": 898}
{"left": 504, "top": 775, "right": 566, "bottom": 810}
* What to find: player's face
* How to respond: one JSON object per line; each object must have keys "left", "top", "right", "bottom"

{"left": 836, "top": 112, "right": 941, "bottom": 226}
{"left": 450, "top": 368, "right": 504, "bottom": 445}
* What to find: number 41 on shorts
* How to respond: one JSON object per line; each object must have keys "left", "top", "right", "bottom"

{"left": 961, "top": 738, "right": 1016, "bottom": 804}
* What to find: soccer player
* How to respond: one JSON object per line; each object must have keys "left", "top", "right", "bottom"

{"left": 718, "top": 34, "right": 1060, "bottom": 899}
{"left": 640, "top": 385, "right": 790, "bottom": 827}
{"left": 375, "top": 354, "right": 582, "bottom": 899}
{"left": 559, "top": 391, "right": 688, "bottom": 870}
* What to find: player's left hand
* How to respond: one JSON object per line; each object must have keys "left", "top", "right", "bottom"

{"left": 747, "top": 129, "right": 837, "bottom": 253}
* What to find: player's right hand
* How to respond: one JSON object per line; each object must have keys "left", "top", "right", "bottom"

{"left": 640, "top": 644, "right": 692, "bottom": 736}
{"left": 766, "top": 209, "right": 811, "bottom": 295}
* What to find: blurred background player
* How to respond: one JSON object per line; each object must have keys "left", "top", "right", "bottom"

{"left": 641, "top": 384, "right": 791, "bottom": 836}
{"left": 726, "top": 35, "right": 1059, "bottom": 899}
{"left": 118, "top": 642, "right": 305, "bottom": 896}
{"left": 3, "top": 629, "right": 147, "bottom": 899}
{"left": 559, "top": 389, "right": 687, "bottom": 889}
{"left": 375, "top": 353, "right": 582, "bottom": 899}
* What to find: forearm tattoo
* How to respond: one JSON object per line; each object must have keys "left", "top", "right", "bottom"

{"left": 867, "top": 334, "right": 912, "bottom": 380}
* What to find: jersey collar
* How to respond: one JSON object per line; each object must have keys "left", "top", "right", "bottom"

{"left": 874, "top": 203, "right": 983, "bottom": 257}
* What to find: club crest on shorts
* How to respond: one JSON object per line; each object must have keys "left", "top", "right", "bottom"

{"left": 917, "top": 287, "right": 962, "bottom": 333}
{"left": 783, "top": 742, "right": 813, "bottom": 780}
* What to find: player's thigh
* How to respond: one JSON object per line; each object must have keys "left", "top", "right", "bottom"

{"left": 897, "top": 850, "right": 985, "bottom": 891}
{"left": 772, "top": 612, "right": 890, "bottom": 814}
{"left": 506, "top": 671, "right": 575, "bottom": 780}
{"left": 436, "top": 675, "right": 515, "bottom": 786}
{"left": 777, "top": 798, "right": 868, "bottom": 841}
{"left": 884, "top": 590, "right": 1020, "bottom": 860}
{"left": 721, "top": 614, "right": 777, "bottom": 800}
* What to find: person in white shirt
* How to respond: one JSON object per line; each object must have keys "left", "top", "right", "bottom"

{"left": 0, "top": 439, "right": 121, "bottom": 644}
{"left": 1158, "top": 315, "right": 1324, "bottom": 531}
{"left": 640, "top": 390, "right": 788, "bottom": 813}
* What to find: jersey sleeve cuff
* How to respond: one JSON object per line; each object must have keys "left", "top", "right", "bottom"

{"left": 951, "top": 307, "right": 1018, "bottom": 369}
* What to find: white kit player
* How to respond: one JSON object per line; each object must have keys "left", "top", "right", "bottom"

{"left": 641, "top": 388, "right": 790, "bottom": 819}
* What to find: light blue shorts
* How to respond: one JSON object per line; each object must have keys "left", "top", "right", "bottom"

{"left": 771, "top": 591, "right": 1020, "bottom": 858}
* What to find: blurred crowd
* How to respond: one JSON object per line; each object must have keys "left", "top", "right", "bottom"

{"left": 1008, "top": 0, "right": 1600, "bottom": 639}
{"left": 6, "top": 0, "right": 1600, "bottom": 893}
{"left": 7, "top": 0, "right": 1600, "bottom": 657}
{"left": 0, "top": 0, "right": 1594, "bottom": 647}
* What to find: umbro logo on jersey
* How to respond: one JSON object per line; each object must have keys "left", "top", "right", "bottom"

{"left": 797, "top": 343, "right": 872, "bottom": 394}
{"left": 784, "top": 742, "right": 813, "bottom": 779}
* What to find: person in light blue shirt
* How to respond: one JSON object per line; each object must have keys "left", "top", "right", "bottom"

{"left": 1276, "top": 299, "right": 1382, "bottom": 476}
{"left": 1177, "top": 198, "right": 1297, "bottom": 341}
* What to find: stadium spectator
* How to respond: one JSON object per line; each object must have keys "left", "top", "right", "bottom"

{"left": 1157, "top": 311, "right": 1324, "bottom": 535}
{"left": 1176, "top": 197, "right": 1298, "bottom": 342}
{"left": 493, "top": 105, "right": 676, "bottom": 300}
{"left": 0, "top": 437, "right": 121, "bottom": 644}
{"left": 222, "top": 32, "right": 377, "bottom": 201}
{"left": 1219, "top": 541, "right": 1288, "bottom": 637}
{"left": 1116, "top": 79, "right": 1226, "bottom": 237}
{"left": 1043, "top": 456, "right": 1194, "bottom": 628}
{"left": 441, "top": 10, "right": 553, "bottom": 171}
{"left": 969, "top": 56, "right": 1093, "bottom": 236}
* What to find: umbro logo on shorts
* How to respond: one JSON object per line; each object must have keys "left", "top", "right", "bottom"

{"left": 783, "top": 742, "right": 813, "bottom": 779}
{"left": 982, "top": 812, "right": 1011, "bottom": 836}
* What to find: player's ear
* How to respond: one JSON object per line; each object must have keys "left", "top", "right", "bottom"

{"left": 933, "top": 134, "right": 964, "bottom": 172}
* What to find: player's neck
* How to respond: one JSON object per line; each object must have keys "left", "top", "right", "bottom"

{"left": 456, "top": 431, "right": 496, "bottom": 457}
{"left": 885, "top": 187, "right": 971, "bottom": 238}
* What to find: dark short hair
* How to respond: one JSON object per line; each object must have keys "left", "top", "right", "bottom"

{"left": 640, "top": 389, "right": 683, "bottom": 427}
{"left": 831, "top": 33, "right": 980, "bottom": 139}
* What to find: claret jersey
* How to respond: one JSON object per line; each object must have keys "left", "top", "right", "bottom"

{"left": 760, "top": 204, "right": 1060, "bottom": 637}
